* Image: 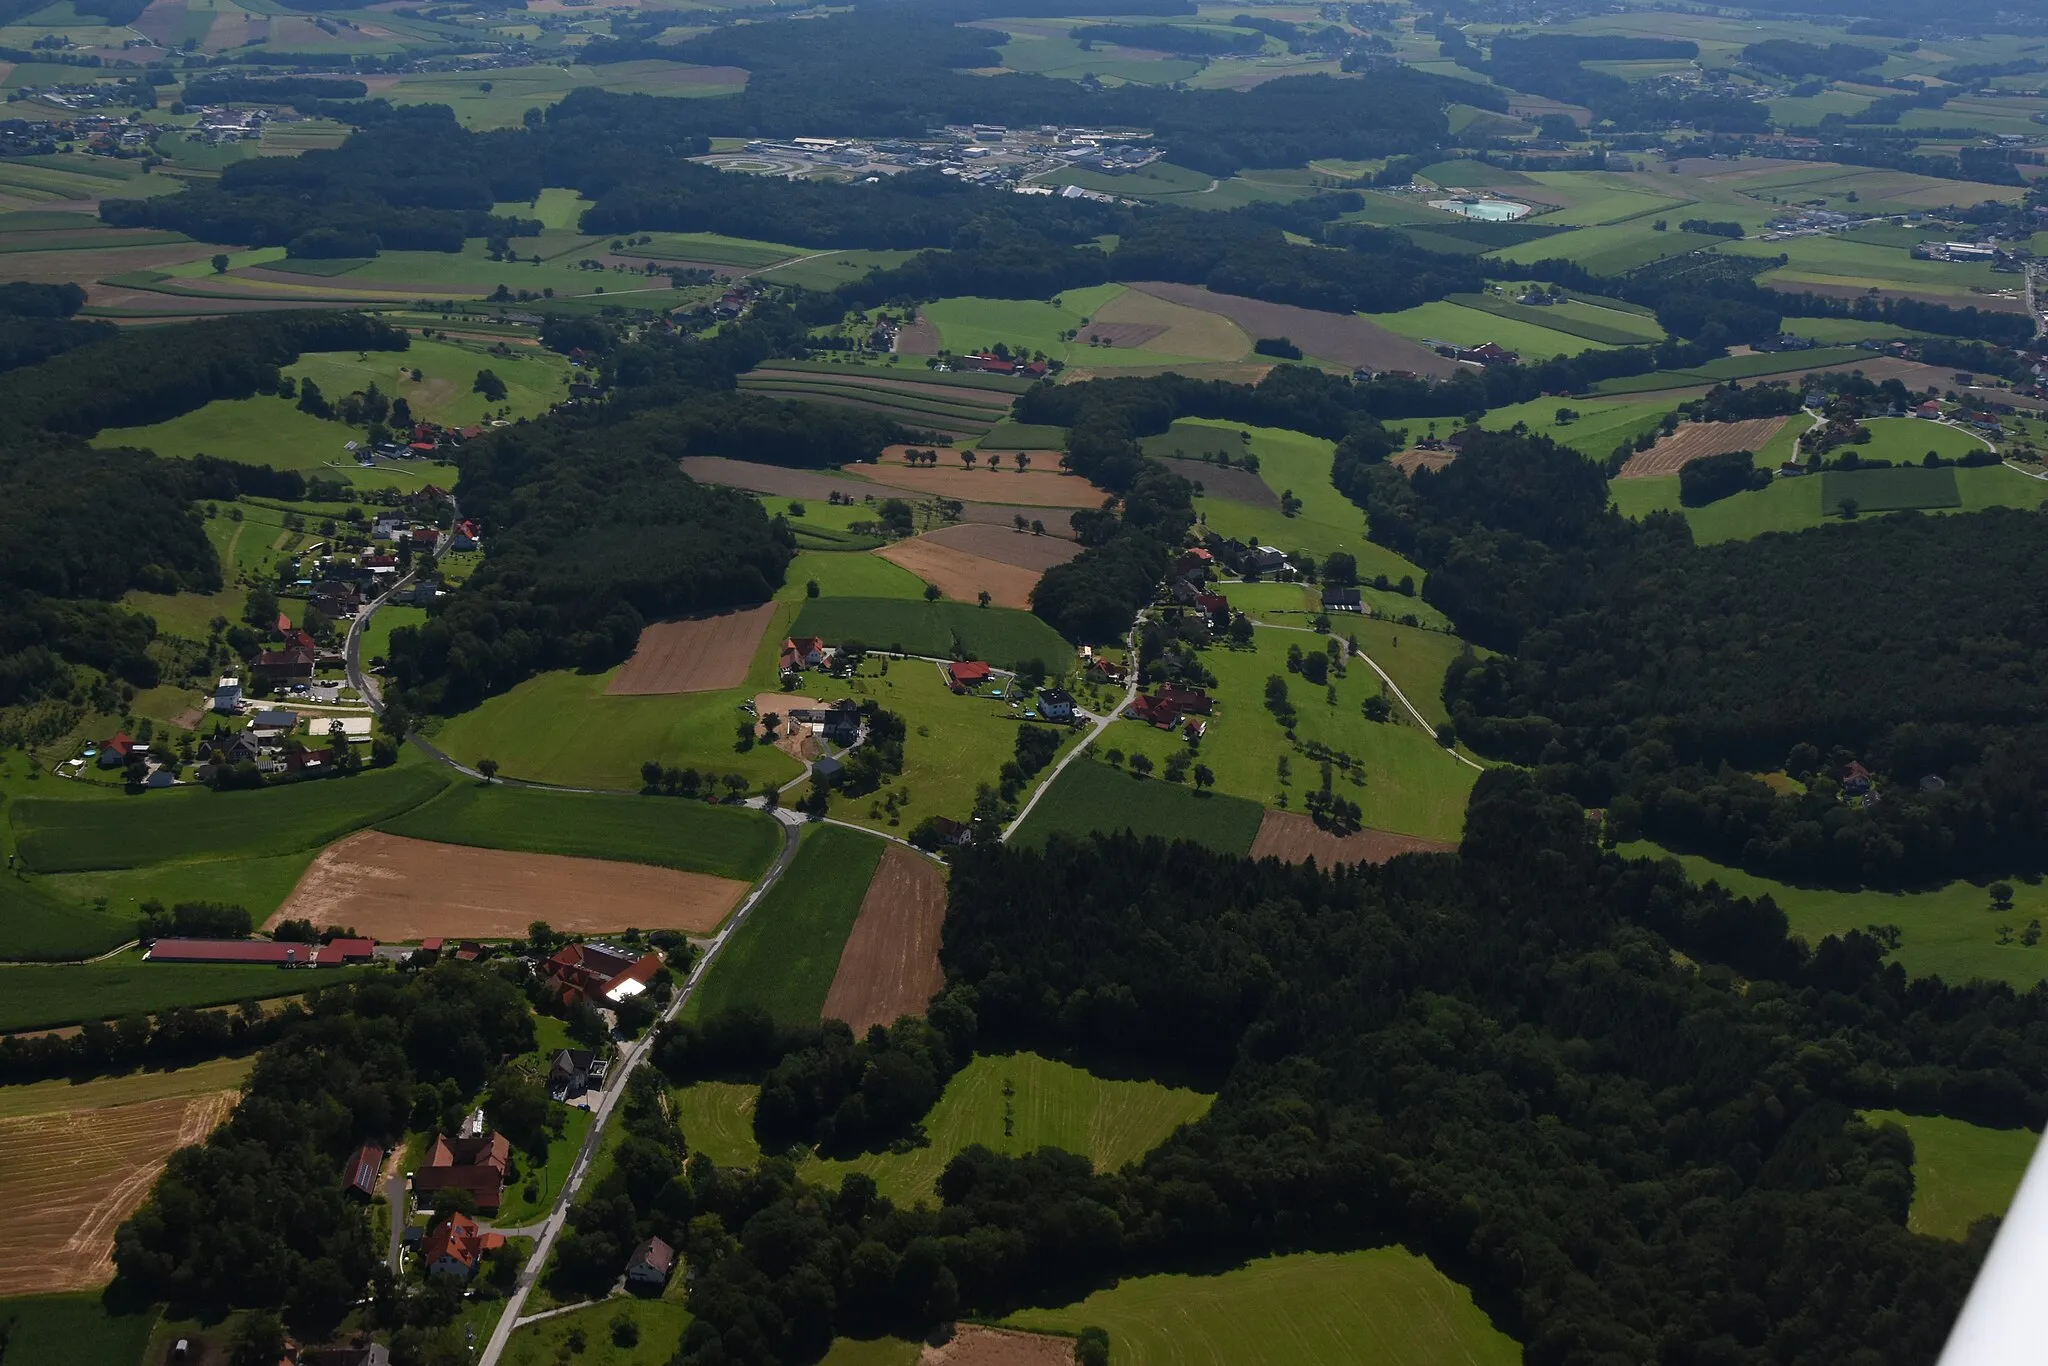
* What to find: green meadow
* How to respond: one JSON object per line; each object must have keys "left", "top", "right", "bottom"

{"left": 1618, "top": 841, "right": 2048, "bottom": 990}
{"left": 359, "top": 604, "right": 427, "bottom": 666}
{"left": 1370, "top": 299, "right": 1620, "bottom": 360}
{"left": 378, "top": 782, "right": 782, "bottom": 882}
{"left": 777, "top": 550, "right": 930, "bottom": 602}
{"left": 686, "top": 824, "right": 884, "bottom": 1026}
{"left": 1862, "top": 1110, "right": 2038, "bottom": 1240}
{"left": 1612, "top": 460, "right": 2048, "bottom": 543}
{"left": 921, "top": 284, "right": 1139, "bottom": 364}
{"left": 502, "top": 1298, "right": 692, "bottom": 1366}
{"left": 805, "top": 1050, "right": 1215, "bottom": 1205}
{"left": 1477, "top": 393, "right": 1676, "bottom": 460}
{"left": 0, "top": 1293, "right": 158, "bottom": 1366}
{"left": 0, "top": 950, "right": 373, "bottom": 1032}
{"left": 676, "top": 1079, "right": 766, "bottom": 1168}
{"left": 1012, "top": 756, "right": 1266, "bottom": 855}
{"left": 0, "top": 860, "right": 134, "bottom": 960}
{"left": 1005, "top": 1249, "right": 1522, "bottom": 1366}
{"left": 790, "top": 597, "right": 1072, "bottom": 668}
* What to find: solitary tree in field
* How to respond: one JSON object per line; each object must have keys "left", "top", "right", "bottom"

{"left": 978, "top": 590, "right": 992, "bottom": 608}
{"left": 1016, "top": 452, "right": 1031, "bottom": 472}
{"left": 961, "top": 450, "right": 976, "bottom": 468}
{"left": 924, "top": 584, "right": 942, "bottom": 602}
{"left": 1014, "top": 514, "right": 1028, "bottom": 531}
{"left": 477, "top": 757, "right": 499, "bottom": 784}
{"left": 987, "top": 453, "right": 1003, "bottom": 470}
{"left": 1193, "top": 763, "right": 1215, "bottom": 792}
{"left": 1031, "top": 519, "right": 1045, "bottom": 536}
{"left": 1130, "top": 753, "right": 1155, "bottom": 778}
{"left": 211, "top": 253, "right": 229, "bottom": 274}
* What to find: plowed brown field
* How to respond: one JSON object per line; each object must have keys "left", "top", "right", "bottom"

{"left": 1128, "top": 281, "right": 1459, "bottom": 376}
{"left": 822, "top": 845, "right": 947, "bottom": 1033}
{"left": 266, "top": 831, "right": 751, "bottom": 939}
{"left": 922, "top": 1327, "right": 1074, "bottom": 1366}
{"left": 877, "top": 538, "right": 1043, "bottom": 609}
{"left": 847, "top": 462, "right": 1100, "bottom": 507}
{"left": 1251, "top": 811, "right": 1455, "bottom": 866}
{"left": 0, "top": 1062, "right": 244, "bottom": 1293}
{"left": 920, "top": 523, "right": 1084, "bottom": 570}
{"left": 1620, "top": 417, "right": 1788, "bottom": 478}
{"left": 608, "top": 605, "right": 777, "bottom": 694}
{"left": 1154, "top": 455, "right": 1278, "bottom": 507}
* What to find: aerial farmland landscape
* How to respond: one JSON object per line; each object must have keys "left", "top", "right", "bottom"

{"left": 6, "top": 0, "right": 2048, "bottom": 1361}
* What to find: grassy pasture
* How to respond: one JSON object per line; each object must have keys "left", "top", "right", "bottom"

{"left": 42, "top": 851, "right": 320, "bottom": 943}
{"left": 1820, "top": 465, "right": 1960, "bottom": 513}
{"left": 11, "top": 763, "right": 449, "bottom": 874}
{"left": 978, "top": 421, "right": 1067, "bottom": 450}
{"left": 381, "top": 60, "right": 744, "bottom": 129}
{"left": 686, "top": 824, "right": 884, "bottom": 1026}
{"left": 1862, "top": 1109, "right": 2037, "bottom": 1240}
{"left": 1613, "top": 461, "right": 2048, "bottom": 541}
{"left": 1492, "top": 225, "right": 1729, "bottom": 275}
{"left": 502, "top": 1297, "right": 692, "bottom": 1366}
{"left": 790, "top": 597, "right": 1072, "bottom": 668}
{"left": 359, "top": 604, "right": 426, "bottom": 668}
{"left": 1005, "top": 1249, "right": 1522, "bottom": 1366}
{"left": 0, "top": 860, "right": 134, "bottom": 960}
{"left": 805, "top": 1050, "right": 1215, "bottom": 1205}
{"left": 1012, "top": 757, "right": 1265, "bottom": 855}
{"left": 757, "top": 249, "right": 921, "bottom": 291}
{"left": 1449, "top": 292, "right": 1664, "bottom": 345}
{"left": 1477, "top": 393, "right": 1675, "bottom": 460}
{"left": 0, "top": 949, "right": 372, "bottom": 1032}
{"left": 675, "top": 1079, "right": 764, "bottom": 1168}
{"left": 377, "top": 782, "right": 782, "bottom": 882}
{"left": 1617, "top": 841, "right": 2048, "bottom": 990}
{"left": 0, "top": 1293, "right": 158, "bottom": 1366}
{"left": 776, "top": 549, "right": 930, "bottom": 602}
{"left": 1370, "top": 299, "right": 1619, "bottom": 360}
{"left": 491, "top": 1104, "right": 595, "bottom": 1227}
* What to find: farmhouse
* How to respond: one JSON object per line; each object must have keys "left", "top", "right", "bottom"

{"left": 341, "top": 1142, "right": 384, "bottom": 1200}
{"left": 421, "top": 1211, "right": 503, "bottom": 1279}
{"left": 412, "top": 1132, "right": 511, "bottom": 1213}
{"left": 1130, "top": 684, "right": 1214, "bottom": 731}
{"left": 549, "top": 1048, "right": 598, "bottom": 1100}
{"left": 213, "top": 676, "right": 243, "bottom": 713}
{"left": 1195, "top": 592, "right": 1231, "bottom": 628}
{"left": 1322, "top": 587, "right": 1363, "bottom": 612}
{"left": 253, "top": 646, "right": 316, "bottom": 682}
{"left": 1038, "top": 688, "right": 1077, "bottom": 721}
{"left": 542, "top": 942, "right": 666, "bottom": 1006}
{"left": 97, "top": 732, "right": 136, "bottom": 769}
{"left": 788, "top": 700, "right": 863, "bottom": 744}
{"left": 626, "top": 1236, "right": 676, "bottom": 1290}
{"left": 947, "top": 659, "right": 993, "bottom": 691}
{"left": 144, "top": 938, "right": 376, "bottom": 967}
{"left": 781, "top": 635, "right": 828, "bottom": 672}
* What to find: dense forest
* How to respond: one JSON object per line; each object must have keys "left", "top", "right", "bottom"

{"left": 0, "top": 281, "right": 115, "bottom": 376}
{"left": 617, "top": 775, "right": 2043, "bottom": 1364}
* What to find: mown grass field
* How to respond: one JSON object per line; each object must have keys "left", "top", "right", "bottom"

{"left": 1005, "top": 1249, "right": 1522, "bottom": 1366}
{"left": 676, "top": 1079, "right": 765, "bottom": 1168}
{"left": 1617, "top": 841, "right": 2048, "bottom": 989}
{"left": 378, "top": 783, "right": 782, "bottom": 882}
{"left": 43, "top": 851, "right": 319, "bottom": 941}
{"left": 775, "top": 551, "right": 929, "bottom": 603}
{"left": 1012, "top": 757, "right": 1265, "bottom": 855}
{"left": 0, "top": 1292, "right": 158, "bottom": 1366}
{"left": 1862, "top": 1109, "right": 2038, "bottom": 1240}
{"left": 502, "top": 1297, "right": 692, "bottom": 1366}
{"left": 1477, "top": 393, "right": 1676, "bottom": 461}
{"left": 359, "top": 604, "right": 427, "bottom": 665}
{"left": 806, "top": 1050, "right": 1215, "bottom": 1204}
{"left": 10, "top": 764, "right": 449, "bottom": 874}
{"left": 790, "top": 597, "right": 1072, "bottom": 668}
{"left": 1370, "top": 299, "right": 1618, "bottom": 361}
{"left": 491, "top": 1104, "right": 595, "bottom": 1226}
{"left": 686, "top": 824, "right": 884, "bottom": 1027}
{"left": 0, "top": 950, "right": 372, "bottom": 1032}
{"left": 1611, "top": 461, "right": 2048, "bottom": 542}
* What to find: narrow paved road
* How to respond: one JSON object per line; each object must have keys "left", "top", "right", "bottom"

{"left": 474, "top": 806, "right": 806, "bottom": 1366}
{"left": 1002, "top": 619, "right": 1142, "bottom": 842}
{"left": 383, "top": 1176, "right": 407, "bottom": 1274}
{"left": 1241, "top": 622, "right": 1483, "bottom": 773}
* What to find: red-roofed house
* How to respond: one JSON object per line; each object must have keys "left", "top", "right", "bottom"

{"left": 1130, "top": 694, "right": 1180, "bottom": 728}
{"left": 97, "top": 731, "right": 136, "bottom": 769}
{"left": 947, "top": 660, "right": 991, "bottom": 692}
{"left": 412, "top": 1133, "right": 511, "bottom": 1213}
{"left": 781, "top": 636, "right": 827, "bottom": 672}
{"left": 541, "top": 943, "right": 665, "bottom": 1007}
{"left": 1156, "top": 684, "right": 1213, "bottom": 716}
{"left": 254, "top": 647, "right": 316, "bottom": 682}
{"left": 342, "top": 1142, "right": 384, "bottom": 1200}
{"left": 276, "top": 611, "right": 292, "bottom": 634}
{"left": 318, "top": 938, "right": 377, "bottom": 966}
{"left": 1195, "top": 592, "right": 1231, "bottom": 627}
{"left": 421, "top": 1212, "right": 504, "bottom": 1279}
{"left": 144, "top": 937, "right": 376, "bottom": 967}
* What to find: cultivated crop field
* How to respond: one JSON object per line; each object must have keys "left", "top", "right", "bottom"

{"left": 1249, "top": 811, "right": 1455, "bottom": 866}
{"left": 1371, "top": 299, "right": 1621, "bottom": 361}
{"left": 266, "top": 830, "right": 753, "bottom": 940}
{"left": 846, "top": 461, "right": 1099, "bottom": 509}
{"left": 1820, "top": 466, "right": 1961, "bottom": 513}
{"left": 378, "top": 783, "right": 781, "bottom": 882}
{"left": 0, "top": 1057, "right": 248, "bottom": 1293}
{"left": 1620, "top": 418, "right": 1790, "bottom": 478}
{"left": 1004, "top": 1249, "right": 1522, "bottom": 1366}
{"left": 1861, "top": 1109, "right": 2036, "bottom": 1240}
{"left": 806, "top": 1050, "right": 1214, "bottom": 1205}
{"left": 875, "top": 535, "right": 1056, "bottom": 609}
{"left": 791, "top": 597, "right": 1071, "bottom": 667}
{"left": 1125, "top": 281, "right": 1456, "bottom": 375}
{"left": 820, "top": 844, "right": 948, "bottom": 1033}
{"left": 607, "top": 605, "right": 780, "bottom": 696}
{"left": 688, "top": 825, "right": 885, "bottom": 1026}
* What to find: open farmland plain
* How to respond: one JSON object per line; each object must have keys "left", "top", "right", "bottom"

{"left": 607, "top": 605, "right": 780, "bottom": 695}
{"left": 1004, "top": 1249, "right": 1522, "bottom": 1366}
{"left": 1126, "top": 281, "right": 1457, "bottom": 375}
{"left": 1620, "top": 418, "right": 1791, "bottom": 478}
{"left": 0, "top": 1058, "right": 248, "bottom": 1293}
{"left": 265, "top": 830, "right": 754, "bottom": 940}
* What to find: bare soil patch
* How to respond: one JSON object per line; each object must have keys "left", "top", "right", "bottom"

{"left": 1080, "top": 321, "right": 1168, "bottom": 348}
{"left": 608, "top": 605, "right": 777, "bottom": 696}
{"left": 765, "top": 375, "right": 1012, "bottom": 411}
{"left": 954, "top": 502, "right": 1086, "bottom": 536}
{"left": 266, "top": 831, "right": 750, "bottom": 939}
{"left": 1128, "top": 281, "right": 1457, "bottom": 375}
{"left": 1154, "top": 454, "right": 1278, "bottom": 507}
{"left": 1620, "top": 417, "right": 1788, "bottom": 478}
{"left": 896, "top": 317, "right": 941, "bottom": 355}
{"left": 919, "top": 522, "right": 1083, "bottom": 570}
{"left": 0, "top": 1089, "right": 235, "bottom": 1293}
{"left": 1251, "top": 810, "right": 1455, "bottom": 866}
{"left": 877, "top": 538, "right": 1045, "bottom": 609}
{"left": 921, "top": 1325, "right": 1074, "bottom": 1366}
{"left": 754, "top": 692, "right": 823, "bottom": 761}
{"left": 1391, "top": 448, "right": 1455, "bottom": 475}
{"left": 822, "top": 845, "right": 947, "bottom": 1032}
{"left": 845, "top": 462, "right": 1100, "bottom": 508}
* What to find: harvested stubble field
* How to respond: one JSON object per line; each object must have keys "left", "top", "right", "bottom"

{"left": 1250, "top": 810, "right": 1455, "bottom": 866}
{"left": 266, "top": 831, "right": 752, "bottom": 939}
{"left": 845, "top": 463, "right": 1100, "bottom": 507}
{"left": 1127, "top": 281, "right": 1457, "bottom": 375}
{"left": 821, "top": 844, "right": 948, "bottom": 1033}
{"left": 922, "top": 1327, "right": 1073, "bottom": 1366}
{"left": 919, "top": 522, "right": 1083, "bottom": 570}
{"left": 1620, "top": 417, "right": 1789, "bottom": 478}
{"left": 0, "top": 1058, "right": 247, "bottom": 1294}
{"left": 1391, "top": 448, "right": 1455, "bottom": 474}
{"left": 877, "top": 537, "right": 1046, "bottom": 609}
{"left": 607, "top": 605, "right": 778, "bottom": 695}
{"left": 1087, "top": 286, "right": 1250, "bottom": 360}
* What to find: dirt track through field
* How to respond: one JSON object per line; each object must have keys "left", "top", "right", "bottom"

{"left": 1128, "top": 281, "right": 1459, "bottom": 376}
{"left": 267, "top": 831, "right": 751, "bottom": 939}
{"left": 877, "top": 538, "right": 1045, "bottom": 609}
{"left": 1620, "top": 417, "right": 1788, "bottom": 478}
{"left": 608, "top": 605, "right": 777, "bottom": 695}
{"left": 921, "top": 1326, "right": 1074, "bottom": 1366}
{"left": 0, "top": 1088, "right": 236, "bottom": 1293}
{"left": 919, "top": 522, "right": 1083, "bottom": 570}
{"left": 1251, "top": 811, "right": 1455, "bottom": 866}
{"left": 822, "top": 845, "right": 948, "bottom": 1033}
